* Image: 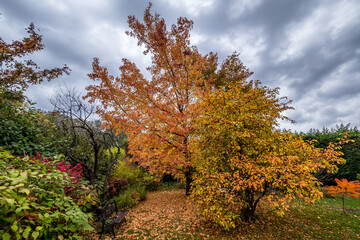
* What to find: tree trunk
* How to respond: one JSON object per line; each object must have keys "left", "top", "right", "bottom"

{"left": 241, "top": 205, "right": 256, "bottom": 222}
{"left": 240, "top": 188, "right": 267, "bottom": 222}
{"left": 88, "top": 171, "right": 95, "bottom": 186}
{"left": 185, "top": 170, "right": 193, "bottom": 196}
{"left": 183, "top": 138, "right": 193, "bottom": 196}
{"left": 124, "top": 141, "right": 129, "bottom": 162}
{"left": 93, "top": 144, "right": 99, "bottom": 182}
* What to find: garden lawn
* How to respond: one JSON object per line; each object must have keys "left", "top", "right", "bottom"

{"left": 95, "top": 189, "right": 360, "bottom": 240}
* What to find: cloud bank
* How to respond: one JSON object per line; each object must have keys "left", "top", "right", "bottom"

{"left": 1, "top": 0, "right": 359, "bottom": 132}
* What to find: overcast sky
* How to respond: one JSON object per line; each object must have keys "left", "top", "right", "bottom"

{"left": 1, "top": 0, "right": 360, "bottom": 132}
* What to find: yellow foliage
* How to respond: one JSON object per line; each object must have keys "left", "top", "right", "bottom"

{"left": 191, "top": 72, "right": 345, "bottom": 228}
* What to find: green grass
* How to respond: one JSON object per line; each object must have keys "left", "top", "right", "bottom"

{"left": 286, "top": 196, "right": 360, "bottom": 239}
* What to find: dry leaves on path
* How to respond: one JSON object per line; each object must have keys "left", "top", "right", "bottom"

{"left": 98, "top": 189, "right": 209, "bottom": 239}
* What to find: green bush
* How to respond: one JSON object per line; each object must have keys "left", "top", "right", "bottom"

{"left": 140, "top": 174, "right": 159, "bottom": 191}
{"left": 0, "top": 89, "right": 68, "bottom": 156}
{"left": 110, "top": 160, "right": 158, "bottom": 209}
{"left": 133, "top": 185, "right": 147, "bottom": 201}
{"left": 114, "top": 185, "right": 147, "bottom": 210}
{"left": 112, "top": 160, "right": 157, "bottom": 190}
{"left": 112, "top": 161, "right": 141, "bottom": 185}
{"left": 0, "top": 149, "right": 93, "bottom": 239}
{"left": 114, "top": 190, "right": 137, "bottom": 209}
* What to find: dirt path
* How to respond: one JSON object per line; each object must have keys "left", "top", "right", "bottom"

{"left": 100, "top": 189, "right": 207, "bottom": 239}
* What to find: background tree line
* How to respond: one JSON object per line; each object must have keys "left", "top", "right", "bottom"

{"left": 300, "top": 123, "right": 360, "bottom": 184}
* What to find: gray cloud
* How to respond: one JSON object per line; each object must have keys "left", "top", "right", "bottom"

{"left": 1, "top": 0, "right": 359, "bottom": 132}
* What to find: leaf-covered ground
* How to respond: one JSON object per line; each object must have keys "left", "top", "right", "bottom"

{"left": 99, "top": 190, "right": 205, "bottom": 239}
{"left": 95, "top": 189, "right": 360, "bottom": 240}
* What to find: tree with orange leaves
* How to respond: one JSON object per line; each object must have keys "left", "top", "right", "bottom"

{"left": 325, "top": 178, "right": 360, "bottom": 214}
{"left": 85, "top": 3, "right": 219, "bottom": 195}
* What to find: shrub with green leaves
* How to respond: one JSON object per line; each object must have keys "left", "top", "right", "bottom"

{"left": 111, "top": 161, "right": 155, "bottom": 208}
{"left": 113, "top": 185, "right": 147, "bottom": 209}
{"left": 111, "top": 160, "right": 139, "bottom": 185}
{"left": 0, "top": 149, "right": 93, "bottom": 239}
{"left": 111, "top": 160, "right": 157, "bottom": 190}
{"left": 114, "top": 189, "right": 137, "bottom": 209}
{"left": 133, "top": 185, "right": 147, "bottom": 201}
{"left": 0, "top": 89, "right": 68, "bottom": 156}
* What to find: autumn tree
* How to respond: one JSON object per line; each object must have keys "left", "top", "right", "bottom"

{"left": 0, "top": 23, "right": 69, "bottom": 91}
{"left": 190, "top": 57, "right": 346, "bottom": 228}
{"left": 324, "top": 178, "right": 360, "bottom": 214}
{"left": 85, "top": 3, "right": 216, "bottom": 195}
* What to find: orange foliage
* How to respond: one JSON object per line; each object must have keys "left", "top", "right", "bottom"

{"left": 84, "top": 4, "right": 216, "bottom": 193}
{"left": 324, "top": 178, "right": 360, "bottom": 214}
{"left": 324, "top": 178, "right": 360, "bottom": 198}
